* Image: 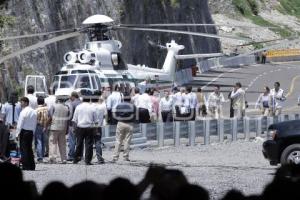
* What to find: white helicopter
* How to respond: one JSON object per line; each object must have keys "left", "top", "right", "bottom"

{"left": 24, "top": 14, "right": 225, "bottom": 97}
{"left": 1, "top": 14, "right": 289, "bottom": 98}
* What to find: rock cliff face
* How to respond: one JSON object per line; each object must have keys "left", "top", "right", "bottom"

{"left": 0, "top": 0, "right": 220, "bottom": 99}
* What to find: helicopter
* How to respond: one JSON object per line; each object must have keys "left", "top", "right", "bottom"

{"left": 1, "top": 14, "right": 297, "bottom": 98}
{"left": 22, "top": 14, "right": 226, "bottom": 97}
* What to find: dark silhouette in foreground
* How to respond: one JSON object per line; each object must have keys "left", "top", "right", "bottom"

{"left": 1, "top": 162, "right": 300, "bottom": 200}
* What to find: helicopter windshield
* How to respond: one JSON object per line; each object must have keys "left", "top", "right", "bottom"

{"left": 60, "top": 75, "right": 76, "bottom": 88}
{"left": 75, "top": 74, "right": 92, "bottom": 89}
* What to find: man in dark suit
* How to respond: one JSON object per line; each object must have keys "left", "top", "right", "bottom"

{"left": 0, "top": 117, "right": 10, "bottom": 162}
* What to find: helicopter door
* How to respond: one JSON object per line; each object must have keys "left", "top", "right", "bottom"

{"left": 24, "top": 75, "right": 48, "bottom": 97}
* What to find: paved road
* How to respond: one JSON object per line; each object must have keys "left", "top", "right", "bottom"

{"left": 23, "top": 140, "right": 275, "bottom": 200}
{"left": 190, "top": 61, "right": 300, "bottom": 116}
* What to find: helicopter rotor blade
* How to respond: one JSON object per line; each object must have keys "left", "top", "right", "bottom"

{"left": 237, "top": 36, "right": 298, "bottom": 47}
{"left": 0, "top": 31, "right": 80, "bottom": 64}
{"left": 0, "top": 28, "right": 77, "bottom": 41}
{"left": 114, "top": 26, "right": 251, "bottom": 41}
{"left": 175, "top": 53, "right": 223, "bottom": 60}
{"left": 227, "top": 38, "right": 300, "bottom": 61}
{"left": 120, "top": 23, "right": 277, "bottom": 29}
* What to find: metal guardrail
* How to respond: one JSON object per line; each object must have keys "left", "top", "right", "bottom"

{"left": 101, "top": 113, "right": 300, "bottom": 148}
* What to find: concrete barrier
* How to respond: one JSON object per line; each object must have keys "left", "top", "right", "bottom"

{"left": 101, "top": 113, "right": 299, "bottom": 148}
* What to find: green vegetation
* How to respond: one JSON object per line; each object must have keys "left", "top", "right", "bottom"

{"left": 233, "top": 0, "right": 294, "bottom": 38}
{"left": 252, "top": 43, "right": 264, "bottom": 49}
{"left": 278, "top": 0, "right": 300, "bottom": 18}
{"left": 0, "top": 15, "right": 14, "bottom": 28}
{"left": 170, "top": 0, "right": 180, "bottom": 8}
{"left": 11, "top": 80, "right": 23, "bottom": 97}
{"left": 232, "top": 0, "right": 259, "bottom": 16}
{"left": 248, "top": 15, "right": 293, "bottom": 37}
{"left": 161, "top": 0, "right": 180, "bottom": 8}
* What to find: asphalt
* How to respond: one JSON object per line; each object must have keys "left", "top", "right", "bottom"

{"left": 23, "top": 140, "right": 275, "bottom": 200}
{"left": 190, "top": 61, "right": 300, "bottom": 116}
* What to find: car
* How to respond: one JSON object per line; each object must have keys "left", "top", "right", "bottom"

{"left": 263, "top": 120, "right": 300, "bottom": 166}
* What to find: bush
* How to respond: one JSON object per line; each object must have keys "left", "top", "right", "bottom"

{"left": 247, "top": 0, "right": 259, "bottom": 15}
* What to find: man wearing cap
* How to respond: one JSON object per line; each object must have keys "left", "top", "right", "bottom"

{"left": 16, "top": 97, "right": 37, "bottom": 170}
{"left": 72, "top": 89, "right": 97, "bottom": 165}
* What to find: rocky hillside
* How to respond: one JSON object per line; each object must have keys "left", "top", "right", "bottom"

{"left": 208, "top": 0, "right": 300, "bottom": 54}
{"left": 0, "top": 0, "right": 220, "bottom": 100}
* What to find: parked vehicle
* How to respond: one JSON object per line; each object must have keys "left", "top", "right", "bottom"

{"left": 263, "top": 120, "right": 300, "bottom": 165}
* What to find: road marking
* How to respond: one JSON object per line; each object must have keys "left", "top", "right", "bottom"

{"left": 201, "top": 68, "right": 239, "bottom": 89}
{"left": 286, "top": 75, "right": 300, "bottom": 97}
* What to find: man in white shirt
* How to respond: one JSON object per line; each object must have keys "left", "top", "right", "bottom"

{"left": 131, "top": 87, "right": 140, "bottom": 107}
{"left": 207, "top": 85, "right": 225, "bottom": 119}
{"left": 186, "top": 86, "right": 198, "bottom": 120}
{"left": 106, "top": 85, "right": 123, "bottom": 125}
{"left": 159, "top": 90, "right": 173, "bottom": 122}
{"left": 72, "top": 90, "right": 97, "bottom": 165}
{"left": 45, "top": 88, "right": 56, "bottom": 110}
{"left": 270, "top": 82, "right": 285, "bottom": 116}
{"left": 173, "top": 87, "right": 186, "bottom": 121}
{"left": 25, "top": 85, "right": 38, "bottom": 109}
{"left": 136, "top": 88, "right": 152, "bottom": 123}
{"left": 91, "top": 91, "right": 105, "bottom": 164}
{"left": 138, "top": 79, "right": 149, "bottom": 94}
{"left": 2, "top": 92, "right": 21, "bottom": 128}
{"left": 16, "top": 97, "right": 37, "bottom": 170}
{"left": 230, "top": 82, "right": 246, "bottom": 119}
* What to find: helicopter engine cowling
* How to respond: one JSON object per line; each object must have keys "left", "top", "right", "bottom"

{"left": 64, "top": 51, "right": 78, "bottom": 64}
{"left": 78, "top": 50, "right": 95, "bottom": 64}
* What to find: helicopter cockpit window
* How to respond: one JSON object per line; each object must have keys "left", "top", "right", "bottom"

{"left": 75, "top": 75, "right": 91, "bottom": 89}
{"left": 60, "top": 75, "right": 76, "bottom": 88}
{"left": 95, "top": 76, "right": 102, "bottom": 89}
{"left": 71, "top": 70, "right": 88, "bottom": 74}
{"left": 55, "top": 71, "right": 68, "bottom": 75}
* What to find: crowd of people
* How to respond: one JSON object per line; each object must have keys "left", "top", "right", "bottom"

{"left": 1, "top": 161, "right": 300, "bottom": 200}
{"left": 0, "top": 80, "right": 287, "bottom": 169}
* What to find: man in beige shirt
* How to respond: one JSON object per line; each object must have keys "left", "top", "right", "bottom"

{"left": 48, "top": 96, "right": 69, "bottom": 164}
{"left": 230, "top": 82, "right": 246, "bottom": 119}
